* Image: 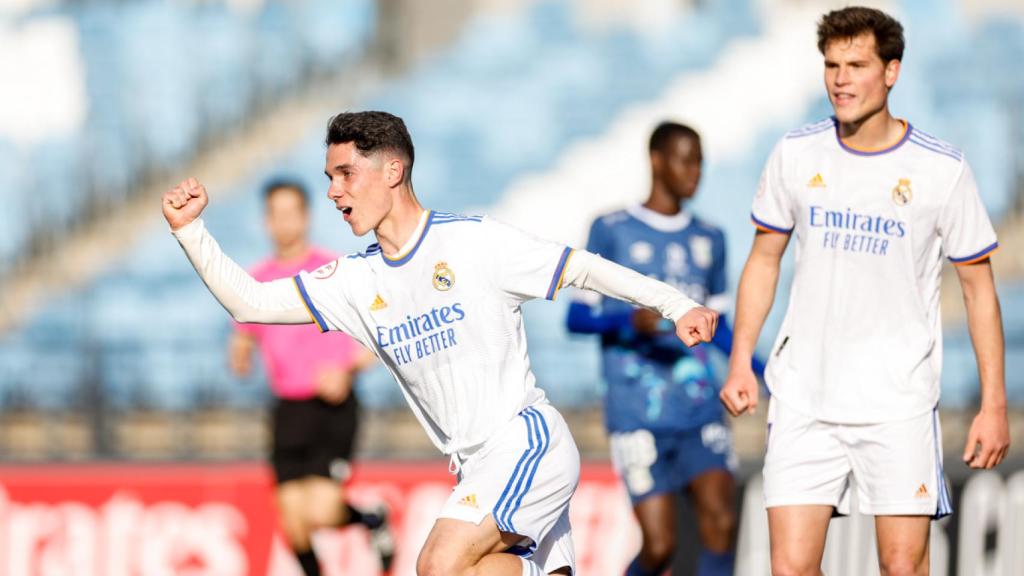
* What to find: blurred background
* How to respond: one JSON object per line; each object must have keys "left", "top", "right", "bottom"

{"left": 0, "top": 0, "right": 1022, "bottom": 574}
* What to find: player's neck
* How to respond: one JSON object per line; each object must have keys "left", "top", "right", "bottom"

{"left": 375, "top": 192, "right": 425, "bottom": 256}
{"left": 644, "top": 185, "right": 683, "bottom": 216}
{"left": 838, "top": 107, "right": 904, "bottom": 151}
{"left": 274, "top": 241, "right": 310, "bottom": 264}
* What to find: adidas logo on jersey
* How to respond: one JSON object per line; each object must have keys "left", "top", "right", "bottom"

{"left": 458, "top": 494, "right": 478, "bottom": 508}
{"left": 807, "top": 173, "right": 826, "bottom": 188}
{"left": 915, "top": 484, "right": 929, "bottom": 498}
{"left": 370, "top": 294, "right": 388, "bottom": 311}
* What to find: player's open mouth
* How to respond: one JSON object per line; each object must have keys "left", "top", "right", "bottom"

{"left": 341, "top": 207, "right": 353, "bottom": 219}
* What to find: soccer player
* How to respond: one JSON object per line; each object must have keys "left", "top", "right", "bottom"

{"left": 227, "top": 178, "right": 391, "bottom": 576}
{"left": 567, "top": 122, "right": 758, "bottom": 576}
{"left": 163, "top": 111, "right": 719, "bottom": 576}
{"left": 720, "top": 7, "right": 1010, "bottom": 575}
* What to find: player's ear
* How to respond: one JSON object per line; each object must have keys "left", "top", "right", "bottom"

{"left": 649, "top": 150, "right": 664, "bottom": 176}
{"left": 884, "top": 58, "right": 900, "bottom": 89}
{"left": 385, "top": 157, "right": 405, "bottom": 188}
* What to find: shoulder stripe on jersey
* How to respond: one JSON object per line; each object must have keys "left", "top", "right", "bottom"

{"left": 432, "top": 211, "right": 483, "bottom": 221}
{"left": 347, "top": 244, "right": 382, "bottom": 259}
{"left": 432, "top": 215, "right": 483, "bottom": 224}
{"left": 293, "top": 276, "right": 328, "bottom": 333}
{"left": 949, "top": 242, "right": 998, "bottom": 265}
{"left": 908, "top": 136, "right": 963, "bottom": 162}
{"left": 750, "top": 213, "right": 793, "bottom": 234}
{"left": 545, "top": 247, "right": 573, "bottom": 301}
{"left": 785, "top": 118, "right": 834, "bottom": 139}
{"left": 911, "top": 129, "right": 961, "bottom": 154}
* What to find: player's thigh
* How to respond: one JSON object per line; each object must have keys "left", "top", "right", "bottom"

{"left": 275, "top": 481, "right": 310, "bottom": 544}
{"left": 875, "top": 516, "right": 930, "bottom": 575}
{"left": 679, "top": 421, "right": 737, "bottom": 527}
{"left": 688, "top": 468, "right": 737, "bottom": 550}
{"left": 417, "top": 515, "right": 518, "bottom": 574}
{"left": 303, "top": 475, "right": 344, "bottom": 528}
{"left": 767, "top": 505, "right": 833, "bottom": 575}
{"left": 632, "top": 492, "right": 677, "bottom": 554}
{"left": 688, "top": 469, "right": 735, "bottom": 518}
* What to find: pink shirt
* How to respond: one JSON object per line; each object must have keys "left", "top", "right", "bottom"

{"left": 236, "top": 248, "right": 361, "bottom": 400}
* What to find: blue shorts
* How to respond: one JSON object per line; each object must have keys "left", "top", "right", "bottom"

{"left": 608, "top": 420, "right": 737, "bottom": 504}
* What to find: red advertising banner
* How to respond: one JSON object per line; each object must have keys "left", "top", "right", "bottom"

{"left": 0, "top": 462, "right": 640, "bottom": 576}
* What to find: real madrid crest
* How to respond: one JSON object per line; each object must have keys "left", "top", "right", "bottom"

{"left": 892, "top": 178, "right": 912, "bottom": 206}
{"left": 433, "top": 261, "right": 455, "bottom": 291}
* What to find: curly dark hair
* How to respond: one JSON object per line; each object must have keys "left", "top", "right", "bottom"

{"left": 325, "top": 111, "right": 415, "bottom": 183}
{"left": 817, "top": 6, "right": 904, "bottom": 63}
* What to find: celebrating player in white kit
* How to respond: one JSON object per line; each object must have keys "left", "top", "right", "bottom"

{"left": 720, "top": 7, "right": 1010, "bottom": 576}
{"left": 163, "top": 111, "right": 718, "bottom": 576}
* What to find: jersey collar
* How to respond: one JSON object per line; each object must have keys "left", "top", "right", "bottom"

{"left": 382, "top": 209, "right": 432, "bottom": 267}
{"left": 835, "top": 117, "right": 912, "bottom": 156}
{"left": 627, "top": 204, "right": 692, "bottom": 233}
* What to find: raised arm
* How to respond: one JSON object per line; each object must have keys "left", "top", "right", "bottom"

{"left": 955, "top": 260, "right": 1009, "bottom": 469}
{"left": 560, "top": 249, "right": 718, "bottom": 347}
{"left": 720, "top": 230, "right": 790, "bottom": 416}
{"left": 163, "top": 178, "right": 310, "bottom": 325}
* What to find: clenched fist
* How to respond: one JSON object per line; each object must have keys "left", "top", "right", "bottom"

{"left": 163, "top": 177, "right": 209, "bottom": 231}
{"left": 675, "top": 306, "right": 718, "bottom": 347}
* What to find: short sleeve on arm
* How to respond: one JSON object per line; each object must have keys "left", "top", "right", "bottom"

{"left": 292, "top": 258, "right": 364, "bottom": 335}
{"left": 939, "top": 160, "right": 998, "bottom": 265}
{"left": 751, "top": 141, "right": 795, "bottom": 234}
{"left": 573, "top": 218, "right": 613, "bottom": 306}
{"left": 484, "top": 218, "right": 574, "bottom": 302}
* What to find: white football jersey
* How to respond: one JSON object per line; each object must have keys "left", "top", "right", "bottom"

{"left": 294, "top": 210, "right": 574, "bottom": 454}
{"left": 751, "top": 118, "right": 998, "bottom": 424}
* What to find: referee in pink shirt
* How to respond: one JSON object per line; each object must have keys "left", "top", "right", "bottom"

{"left": 229, "top": 178, "right": 392, "bottom": 576}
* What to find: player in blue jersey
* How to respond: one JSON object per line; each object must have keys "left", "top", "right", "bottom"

{"left": 568, "top": 122, "right": 761, "bottom": 576}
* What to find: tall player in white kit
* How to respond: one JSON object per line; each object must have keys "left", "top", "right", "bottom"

{"left": 720, "top": 7, "right": 1009, "bottom": 576}
{"left": 163, "top": 111, "right": 719, "bottom": 576}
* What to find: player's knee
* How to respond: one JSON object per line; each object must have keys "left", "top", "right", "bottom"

{"left": 699, "top": 506, "right": 737, "bottom": 548}
{"left": 639, "top": 532, "right": 675, "bottom": 569}
{"left": 879, "top": 554, "right": 928, "bottom": 576}
{"left": 416, "top": 545, "right": 465, "bottom": 576}
{"left": 770, "top": 555, "right": 821, "bottom": 576}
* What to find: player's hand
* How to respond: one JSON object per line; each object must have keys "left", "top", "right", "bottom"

{"left": 720, "top": 367, "right": 759, "bottom": 416}
{"left": 163, "top": 177, "right": 209, "bottom": 231}
{"left": 633, "top": 308, "right": 668, "bottom": 336}
{"left": 962, "top": 406, "right": 1010, "bottom": 469}
{"left": 674, "top": 306, "right": 718, "bottom": 347}
{"left": 316, "top": 367, "right": 354, "bottom": 405}
{"left": 228, "top": 334, "right": 253, "bottom": 378}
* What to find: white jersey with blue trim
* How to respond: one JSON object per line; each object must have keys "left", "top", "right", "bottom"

{"left": 751, "top": 117, "right": 998, "bottom": 424}
{"left": 293, "top": 210, "right": 574, "bottom": 455}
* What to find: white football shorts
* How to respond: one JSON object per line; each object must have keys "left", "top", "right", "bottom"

{"left": 763, "top": 397, "right": 953, "bottom": 518}
{"left": 439, "top": 402, "right": 580, "bottom": 573}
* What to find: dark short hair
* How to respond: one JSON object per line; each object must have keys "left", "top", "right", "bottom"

{"left": 649, "top": 122, "right": 701, "bottom": 155}
{"left": 325, "top": 111, "right": 415, "bottom": 183}
{"left": 262, "top": 177, "right": 309, "bottom": 209}
{"left": 817, "top": 6, "right": 904, "bottom": 63}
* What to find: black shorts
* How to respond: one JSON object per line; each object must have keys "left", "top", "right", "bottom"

{"left": 271, "top": 395, "right": 359, "bottom": 485}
